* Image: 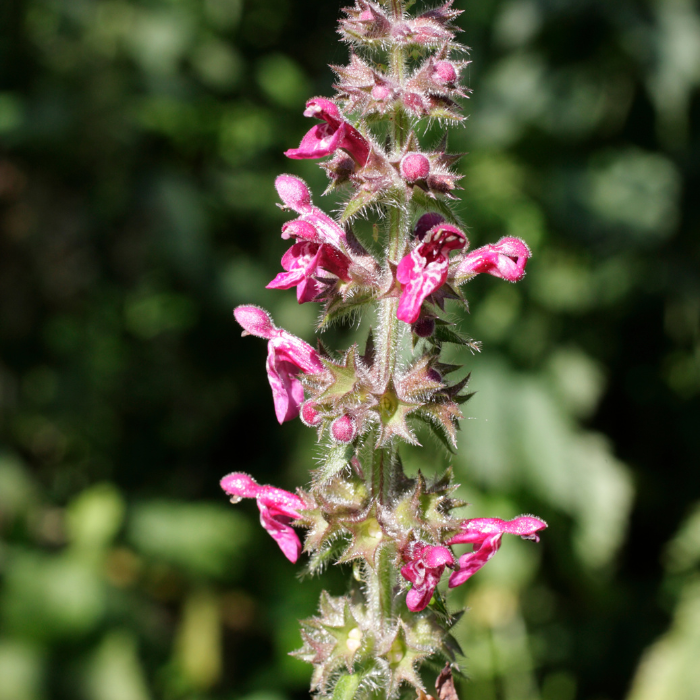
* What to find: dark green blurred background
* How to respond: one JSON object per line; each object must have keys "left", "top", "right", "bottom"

{"left": 1, "top": 0, "right": 699, "bottom": 699}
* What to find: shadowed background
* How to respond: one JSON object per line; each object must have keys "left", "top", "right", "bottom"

{"left": 1, "top": 0, "right": 699, "bottom": 699}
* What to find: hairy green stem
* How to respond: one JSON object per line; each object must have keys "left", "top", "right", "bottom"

{"left": 366, "top": 17, "right": 411, "bottom": 650}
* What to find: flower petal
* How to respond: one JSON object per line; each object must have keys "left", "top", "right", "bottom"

{"left": 258, "top": 504, "right": 302, "bottom": 563}
{"left": 266, "top": 352, "right": 306, "bottom": 423}
{"left": 233, "top": 306, "right": 276, "bottom": 339}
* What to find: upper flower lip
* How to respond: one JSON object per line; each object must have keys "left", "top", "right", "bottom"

{"left": 447, "top": 515, "right": 547, "bottom": 588}
{"left": 454, "top": 236, "right": 531, "bottom": 283}
{"left": 447, "top": 515, "right": 548, "bottom": 545}
{"left": 275, "top": 175, "right": 348, "bottom": 253}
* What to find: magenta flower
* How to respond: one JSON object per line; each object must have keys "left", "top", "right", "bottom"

{"left": 447, "top": 516, "right": 547, "bottom": 588}
{"left": 266, "top": 242, "right": 351, "bottom": 303}
{"left": 284, "top": 98, "right": 371, "bottom": 165}
{"left": 234, "top": 305, "right": 324, "bottom": 424}
{"left": 220, "top": 472, "right": 305, "bottom": 563}
{"left": 396, "top": 222, "right": 467, "bottom": 324}
{"left": 400, "top": 542, "right": 455, "bottom": 612}
{"left": 276, "top": 174, "right": 348, "bottom": 252}
{"left": 456, "top": 236, "right": 531, "bottom": 282}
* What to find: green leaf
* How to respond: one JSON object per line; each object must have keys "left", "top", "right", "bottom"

{"left": 454, "top": 391, "right": 476, "bottom": 405}
{"left": 319, "top": 291, "right": 377, "bottom": 330}
{"left": 304, "top": 535, "right": 350, "bottom": 576}
{"left": 412, "top": 413, "right": 457, "bottom": 454}
{"left": 412, "top": 189, "right": 463, "bottom": 225}
{"left": 312, "top": 443, "right": 355, "bottom": 485}
{"left": 433, "top": 324, "right": 482, "bottom": 352}
{"left": 340, "top": 189, "right": 381, "bottom": 223}
{"left": 332, "top": 674, "right": 360, "bottom": 700}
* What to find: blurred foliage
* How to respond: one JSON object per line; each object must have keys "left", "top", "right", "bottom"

{"left": 0, "top": 0, "right": 699, "bottom": 699}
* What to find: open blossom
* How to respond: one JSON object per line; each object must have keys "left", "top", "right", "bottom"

{"left": 447, "top": 516, "right": 547, "bottom": 588}
{"left": 400, "top": 543, "right": 455, "bottom": 612}
{"left": 284, "top": 98, "right": 371, "bottom": 165}
{"left": 456, "top": 236, "right": 531, "bottom": 282}
{"left": 221, "top": 472, "right": 305, "bottom": 563}
{"left": 266, "top": 242, "right": 351, "bottom": 303}
{"left": 396, "top": 222, "right": 467, "bottom": 324}
{"left": 276, "top": 174, "right": 348, "bottom": 252}
{"left": 234, "top": 305, "right": 323, "bottom": 424}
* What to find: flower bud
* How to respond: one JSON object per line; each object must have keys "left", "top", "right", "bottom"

{"left": 234, "top": 305, "right": 276, "bottom": 339}
{"left": 432, "top": 60, "right": 458, "bottom": 86}
{"left": 331, "top": 414, "right": 357, "bottom": 443}
{"left": 402, "top": 92, "right": 427, "bottom": 115}
{"left": 427, "top": 368, "right": 442, "bottom": 383}
{"left": 275, "top": 174, "right": 312, "bottom": 211}
{"left": 400, "top": 152, "right": 431, "bottom": 182}
{"left": 413, "top": 212, "right": 445, "bottom": 240}
{"left": 412, "top": 317, "right": 435, "bottom": 338}
{"left": 371, "top": 83, "right": 392, "bottom": 101}
{"left": 390, "top": 22, "right": 412, "bottom": 40}
{"left": 300, "top": 400, "right": 323, "bottom": 427}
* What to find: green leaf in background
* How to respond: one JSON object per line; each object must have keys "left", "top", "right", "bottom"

{"left": 84, "top": 631, "right": 151, "bottom": 700}
{"left": 1, "top": 551, "right": 105, "bottom": 641}
{"left": 66, "top": 483, "right": 125, "bottom": 553}
{"left": 128, "top": 501, "right": 251, "bottom": 578}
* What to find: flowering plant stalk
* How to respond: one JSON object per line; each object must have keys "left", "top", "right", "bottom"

{"left": 223, "top": 2, "right": 546, "bottom": 698}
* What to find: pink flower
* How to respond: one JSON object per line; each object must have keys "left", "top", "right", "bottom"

{"left": 284, "top": 98, "right": 371, "bottom": 165}
{"left": 396, "top": 223, "right": 467, "bottom": 324}
{"left": 220, "top": 472, "right": 305, "bottom": 563}
{"left": 400, "top": 542, "right": 455, "bottom": 612}
{"left": 456, "top": 236, "right": 531, "bottom": 282}
{"left": 276, "top": 174, "right": 348, "bottom": 252}
{"left": 266, "top": 242, "right": 351, "bottom": 303}
{"left": 447, "top": 516, "right": 547, "bottom": 588}
{"left": 234, "top": 306, "right": 324, "bottom": 424}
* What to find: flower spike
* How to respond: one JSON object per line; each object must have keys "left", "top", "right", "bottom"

{"left": 221, "top": 472, "right": 306, "bottom": 563}
{"left": 226, "top": 3, "right": 545, "bottom": 698}
{"left": 447, "top": 516, "right": 547, "bottom": 588}
{"left": 234, "top": 306, "right": 323, "bottom": 423}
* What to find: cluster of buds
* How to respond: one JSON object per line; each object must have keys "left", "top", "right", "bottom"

{"left": 223, "top": 2, "right": 546, "bottom": 699}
